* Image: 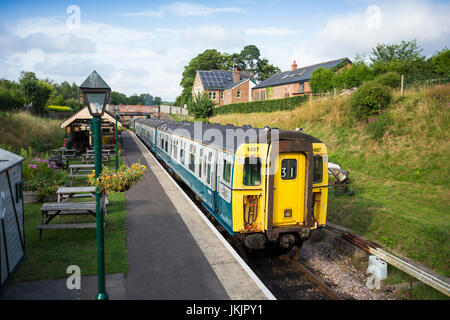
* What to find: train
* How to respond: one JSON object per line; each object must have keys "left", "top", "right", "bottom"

{"left": 133, "top": 118, "right": 329, "bottom": 250}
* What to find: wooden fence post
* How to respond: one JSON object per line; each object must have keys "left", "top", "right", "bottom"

{"left": 401, "top": 74, "right": 404, "bottom": 95}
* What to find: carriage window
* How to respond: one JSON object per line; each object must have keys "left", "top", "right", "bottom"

{"left": 207, "top": 163, "right": 211, "bottom": 184}
{"left": 243, "top": 157, "right": 261, "bottom": 186}
{"left": 281, "top": 159, "right": 297, "bottom": 180}
{"left": 223, "top": 159, "right": 231, "bottom": 183}
{"left": 180, "top": 149, "right": 185, "bottom": 164}
{"left": 313, "top": 156, "right": 323, "bottom": 183}
{"left": 189, "top": 145, "right": 196, "bottom": 172}
{"left": 199, "top": 150, "right": 203, "bottom": 178}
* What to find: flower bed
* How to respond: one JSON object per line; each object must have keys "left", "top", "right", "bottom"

{"left": 22, "top": 158, "right": 67, "bottom": 202}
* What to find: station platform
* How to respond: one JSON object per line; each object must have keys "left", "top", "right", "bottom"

{"left": 121, "top": 131, "right": 274, "bottom": 300}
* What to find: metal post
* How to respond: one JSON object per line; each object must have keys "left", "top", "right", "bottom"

{"left": 115, "top": 113, "right": 119, "bottom": 170}
{"left": 92, "top": 116, "right": 108, "bottom": 300}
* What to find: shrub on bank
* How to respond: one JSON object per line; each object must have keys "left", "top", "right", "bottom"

{"left": 349, "top": 81, "right": 392, "bottom": 120}
{"left": 373, "top": 71, "right": 402, "bottom": 89}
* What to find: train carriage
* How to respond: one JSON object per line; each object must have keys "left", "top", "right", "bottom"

{"left": 134, "top": 119, "right": 328, "bottom": 250}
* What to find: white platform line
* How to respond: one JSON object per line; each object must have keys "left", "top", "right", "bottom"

{"left": 129, "top": 131, "right": 276, "bottom": 300}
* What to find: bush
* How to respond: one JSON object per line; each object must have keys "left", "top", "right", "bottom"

{"left": 310, "top": 67, "right": 334, "bottom": 93}
{"left": 374, "top": 71, "right": 402, "bottom": 89}
{"left": 189, "top": 92, "right": 216, "bottom": 118}
{"left": 22, "top": 157, "right": 67, "bottom": 192}
{"left": 0, "top": 87, "right": 25, "bottom": 111}
{"left": 47, "top": 105, "right": 73, "bottom": 112}
{"left": 213, "top": 95, "right": 308, "bottom": 116}
{"left": 349, "top": 81, "right": 392, "bottom": 120}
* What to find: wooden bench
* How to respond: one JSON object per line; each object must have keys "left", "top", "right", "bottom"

{"left": 57, "top": 186, "right": 96, "bottom": 202}
{"left": 37, "top": 198, "right": 107, "bottom": 240}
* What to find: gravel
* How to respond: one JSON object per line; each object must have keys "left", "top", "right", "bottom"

{"left": 298, "top": 231, "right": 400, "bottom": 300}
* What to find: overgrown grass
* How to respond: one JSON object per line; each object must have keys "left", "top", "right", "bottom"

{"left": 210, "top": 84, "right": 450, "bottom": 298}
{"left": 0, "top": 111, "right": 65, "bottom": 153}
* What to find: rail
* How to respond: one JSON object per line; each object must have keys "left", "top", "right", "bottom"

{"left": 327, "top": 223, "right": 450, "bottom": 297}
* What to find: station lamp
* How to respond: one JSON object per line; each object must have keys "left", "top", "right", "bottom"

{"left": 79, "top": 70, "right": 110, "bottom": 300}
{"left": 114, "top": 105, "right": 120, "bottom": 170}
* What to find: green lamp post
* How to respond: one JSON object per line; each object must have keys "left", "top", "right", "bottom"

{"left": 114, "top": 105, "right": 120, "bottom": 170}
{"left": 79, "top": 71, "right": 110, "bottom": 300}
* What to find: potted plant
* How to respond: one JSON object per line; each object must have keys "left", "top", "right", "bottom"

{"left": 88, "top": 163, "right": 147, "bottom": 194}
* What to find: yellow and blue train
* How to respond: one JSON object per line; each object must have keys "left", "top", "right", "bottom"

{"left": 134, "top": 119, "right": 328, "bottom": 249}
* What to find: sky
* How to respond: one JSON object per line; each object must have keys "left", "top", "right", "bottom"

{"left": 0, "top": 0, "right": 449, "bottom": 101}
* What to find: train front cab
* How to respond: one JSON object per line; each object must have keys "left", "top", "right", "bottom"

{"left": 232, "top": 140, "right": 328, "bottom": 249}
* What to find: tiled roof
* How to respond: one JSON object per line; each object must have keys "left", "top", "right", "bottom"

{"left": 253, "top": 58, "right": 351, "bottom": 89}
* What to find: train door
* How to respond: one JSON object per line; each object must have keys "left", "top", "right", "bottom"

{"left": 272, "top": 152, "right": 306, "bottom": 226}
{"left": 216, "top": 151, "right": 233, "bottom": 223}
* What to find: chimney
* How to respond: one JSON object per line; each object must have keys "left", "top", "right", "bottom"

{"left": 291, "top": 60, "right": 298, "bottom": 71}
{"left": 233, "top": 67, "right": 240, "bottom": 82}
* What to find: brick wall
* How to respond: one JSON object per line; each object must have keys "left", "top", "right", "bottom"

{"left": 253, "top": 81, "right": 312, "bottom": 100}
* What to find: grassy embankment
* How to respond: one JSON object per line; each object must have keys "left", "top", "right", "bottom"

{"left": 210, "top": 84, "right": 449, "bottom": 298}
{"left": 0, "top": 111, "right": 66, "bottom": 152}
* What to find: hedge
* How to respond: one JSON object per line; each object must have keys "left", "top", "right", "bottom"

{"left": 212, "top": 95, "right": 308, "bottom": 116}
{"left": 46, "top": 105, "right": 73, "bottom": 112}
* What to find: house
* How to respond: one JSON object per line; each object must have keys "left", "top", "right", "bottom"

{"left": 192, "top": 68, "right": 256, "bottom": 107}
{"left": 252, "top": 58, "right": 352, "bottom": 100}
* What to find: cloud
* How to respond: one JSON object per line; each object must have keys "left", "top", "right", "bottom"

{"left": 121, "top": 1, "right": 244, "bottom": 17}
{"left": 183, "top": 25, "right": 244, "bottom": 49}
{"left": 313, "top": 0, "right": 450, "bottom": 57}
{"left": 246, "top": 27, "right": 299, "bottom": 36}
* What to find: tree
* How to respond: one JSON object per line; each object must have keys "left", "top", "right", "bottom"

{"left": 431, "top": 48, "right": 450, "bottom": 78}
{"left": 256, "top": 58, "right": 281, "bottom": 81}
{"left": 19, "top": 72, "right": 53, "bottom": 115}
{"left": 188, "top": 91, "right": 215, "bottom": 119}
{"left": 154, "top": 96, "right": 162, "bottom": 105}
{"left": 309, "top": 68, "right": 334, "bottom": 93}
{"left": 370, "top": 39, "right": 423, "bottom": 64}
{"left": 179, "top": 49, "right": 227, "bottom": 107}
{"left": 139, "top": 93, "right": 154, "bottom": 105}
{"left": 240, "top": 45, "right": 261, "bottom": 71}
{"left": 110, "top": 91, "right": 128, "bottom": 105}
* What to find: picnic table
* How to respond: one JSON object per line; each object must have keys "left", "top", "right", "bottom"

{"left": 68, "top": 164, "right": 95, "bottom": 185}
{"left": 56, "top": 186, "right": 96, "bottom": 202}
{"left": 51, "top": 148, "right": 77, "bottom": 160}
{"left": 37, "top": 196, "right": 107, "bottom": 240}
{"left": 82, "top": 150, "right": 111, "bottom": 163}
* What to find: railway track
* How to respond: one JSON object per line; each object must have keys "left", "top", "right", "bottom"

{"left": 145, "top": 139, "right": 344, "bottom": 300}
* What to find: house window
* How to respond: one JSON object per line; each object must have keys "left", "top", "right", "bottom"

{"left": 209, "top": 91, "right": 216, "bottom": 100}
{"left": 220, "top": 91, "right": 224, "bottom": 100}
{"left": 285, "top": 93, "right": 289, "bottom": 98}
{"left": 261, "top": 91, "right": 265, "bottom": 100}
{"left": 237, "top": 90, "right": 241, "bottom": 99}
{"left": 255, "top": 91, "right": 259, "bottom": 101}
{"left": 300, "top": 83, "right": 304, "bottom": 93}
